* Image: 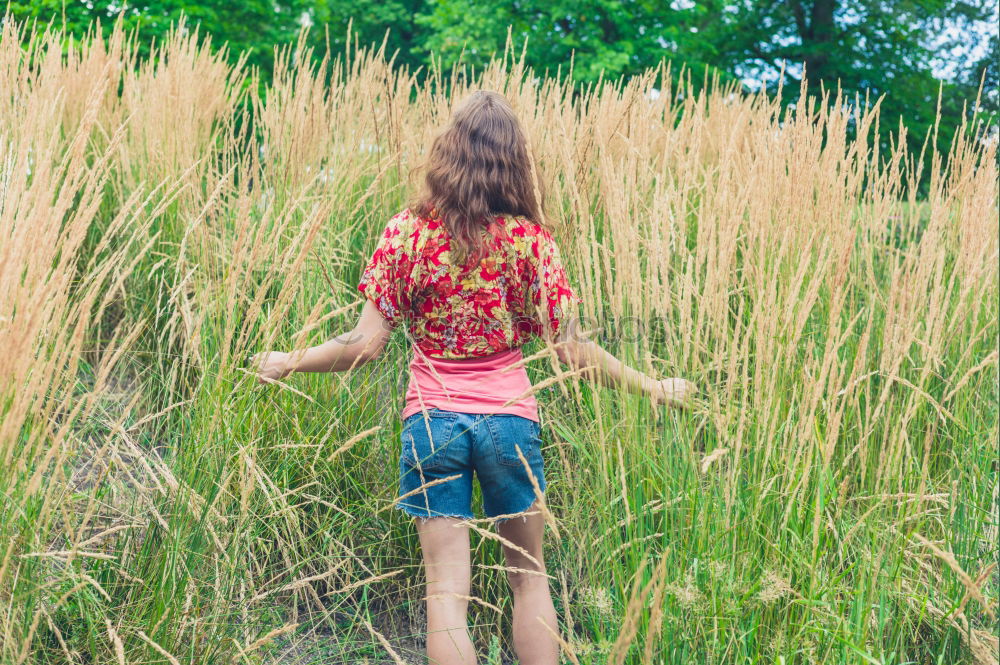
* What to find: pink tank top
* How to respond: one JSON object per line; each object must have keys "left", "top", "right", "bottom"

{"left": 401, "top": 347, "right": 539, "bottom": 422}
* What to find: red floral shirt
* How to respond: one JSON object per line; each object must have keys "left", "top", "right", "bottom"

{"left": 358, "top": 209, "right": 579, "bottom": 359}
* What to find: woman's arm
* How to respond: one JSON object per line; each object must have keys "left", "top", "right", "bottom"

{"left": 551, "top": 319, "right": 696, "bottom": 408}
{"left": 250, "top": 300, "right": 392, "bottom": 381}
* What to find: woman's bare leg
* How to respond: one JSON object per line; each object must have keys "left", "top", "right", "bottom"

{"left": 415, "top": 517, "right": 477, "bottom": 665}
{"left": 496, "top": 501, "right": 559, "bottom": 665}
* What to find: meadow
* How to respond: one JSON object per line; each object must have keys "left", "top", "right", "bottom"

{"left": 1, "top": 18, "right": 997, "bottom": 665}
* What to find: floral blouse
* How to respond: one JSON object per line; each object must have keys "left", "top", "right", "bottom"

{"left": 358, "top": 209, "right": 579, "bottom": 359}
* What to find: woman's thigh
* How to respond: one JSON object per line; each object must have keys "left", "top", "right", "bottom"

{"left": 416, "top": 517, "right": 472, "bottom": 595}
{"left": 496, "top": 499, "right": 547, "bottom": 580}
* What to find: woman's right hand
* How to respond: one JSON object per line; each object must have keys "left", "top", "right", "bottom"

{"left": 653, "top": 377, "right": 697, "bottom": 409}
{"left": 248, "top": 351, "right": 292, "bottom": 383}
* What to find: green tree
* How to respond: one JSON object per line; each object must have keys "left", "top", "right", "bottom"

{"left": 309, "top": 0, "right": 430, "bottom": 72}
{"left": 415, "top": 0, "right": 996, "bottom": 165}
{"left": 5, "top": 0, "right": 316, "bottom": 76}
{"left": 691, "top": 0, "right": 997, "bottom": 150}
{"left": 4, "top": 0, "right": 994, "bottom": 154}
{"left": 414, "top": 0, "right": 725, "bottom": 82}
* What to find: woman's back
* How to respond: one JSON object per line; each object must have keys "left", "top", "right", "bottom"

{"left": 358, "top": 208, "right": 578, "bottom": 360}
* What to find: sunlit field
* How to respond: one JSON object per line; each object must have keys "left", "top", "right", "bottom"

{"left": 1, "top": 19, "right": 997, "bottom": 665}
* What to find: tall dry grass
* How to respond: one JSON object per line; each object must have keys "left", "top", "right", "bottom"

{"left": 1, "top": 18, "right": 997, "bottom": 664}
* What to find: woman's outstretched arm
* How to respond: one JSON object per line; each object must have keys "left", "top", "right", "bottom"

{"left": 550, "top": 318, "right": 696, "bottom": 408}
{"left": 250, "top": 300, "right": 392, "bottom": 381}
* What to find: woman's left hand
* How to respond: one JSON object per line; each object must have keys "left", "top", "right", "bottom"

{"left": 248, "top": 351, "right": 292, "bottom": 383}
{"left": 653, "top": 377, "right": 698, "bottom": 409}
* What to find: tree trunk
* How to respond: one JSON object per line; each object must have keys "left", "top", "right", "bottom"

{"left": 788, "top": 0, "right": 838, "bottom": 86}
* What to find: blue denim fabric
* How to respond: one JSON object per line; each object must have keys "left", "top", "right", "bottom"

{"left": 397, "top": 409, "right": 546, "bottom": 521}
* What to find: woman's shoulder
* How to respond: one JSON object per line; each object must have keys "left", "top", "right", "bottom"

{"left": 503, "top": 215, "right": 552, "bottom": 240}
{"left": 392, "top": 207, "right": 449, "bottom": 234}
{"left": 387, "top": 208, "right": 417, "bottom": 230}
{"left": 385, "top": 209, "right": 451, "bottom": 262}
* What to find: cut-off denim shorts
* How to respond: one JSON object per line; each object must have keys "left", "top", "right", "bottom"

{"left": 397, "top": 409, "right": 546, "bottom": 522}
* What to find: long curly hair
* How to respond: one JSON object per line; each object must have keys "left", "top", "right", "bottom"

{"left": 414, "top": 90, "right": 543, "bottom": 263}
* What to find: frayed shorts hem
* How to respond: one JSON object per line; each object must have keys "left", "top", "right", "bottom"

{"left": 394, "top": 495, "right": 543, "bottom": 524}
{"left": 395, "top": 503, "right": 474, "bottom": 522}
{"left": 490, "top": 495, "right": 543, "bottom": 524}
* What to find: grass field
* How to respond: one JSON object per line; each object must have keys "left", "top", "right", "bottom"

{"left": 1, "top": 18, "right": 997, "bottom": 665}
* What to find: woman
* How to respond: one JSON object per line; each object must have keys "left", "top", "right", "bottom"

{"left": 252, "top": 90, "right": 695, "bottom": 665}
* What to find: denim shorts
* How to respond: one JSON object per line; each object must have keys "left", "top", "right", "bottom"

{"left": 397, "top": 409, "right": 546, "bottom": 521}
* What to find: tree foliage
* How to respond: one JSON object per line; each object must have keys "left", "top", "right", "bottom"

{"left": 7, "top": 0, "right": 315, "bottom": 75}
{"left": 4, "top": 0, "right": 996, "bottom": 152}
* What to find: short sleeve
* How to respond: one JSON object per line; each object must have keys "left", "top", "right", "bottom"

{"left": 358, "top": 211, "right": 416, "bottom": 327}
{"left": 524, "top": 228, "right": 580, "bottom": 340}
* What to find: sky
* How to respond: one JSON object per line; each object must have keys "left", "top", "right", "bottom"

{"left": 928, "top": 13, "right": 997, "bottom": 80}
